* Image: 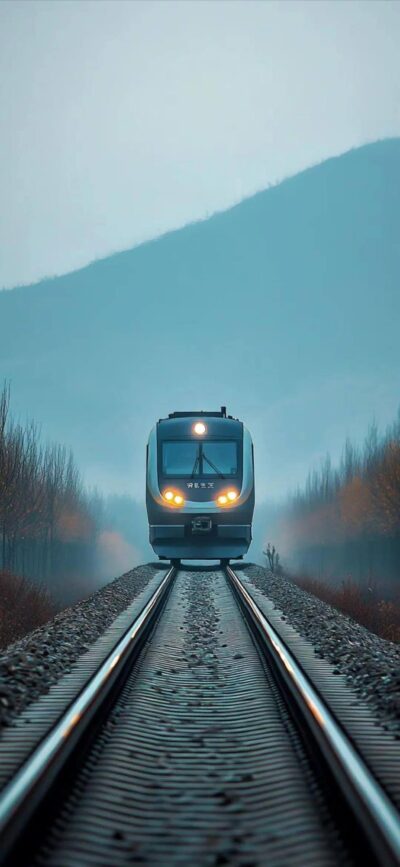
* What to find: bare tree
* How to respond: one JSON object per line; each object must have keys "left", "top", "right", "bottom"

{"left": 280, "top": 409, "right": 400, "bottom": 592}
{"left": 0, "top": 382, "right": 103, "bottom": 599}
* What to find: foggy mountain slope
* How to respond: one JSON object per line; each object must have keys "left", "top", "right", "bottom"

{"left": 0, "top": 138, "right": 399, "bottom": 499}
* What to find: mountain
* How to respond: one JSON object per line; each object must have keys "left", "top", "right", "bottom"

{"left": 1, "top": 139, "right": 399, "bottom": 513}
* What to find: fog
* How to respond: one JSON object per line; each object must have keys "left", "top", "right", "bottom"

{"left": 0, "top": 2, "right": 399, "bottom": 604}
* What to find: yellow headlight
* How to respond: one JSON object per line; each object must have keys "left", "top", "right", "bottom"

{"left": 174, "top": 494, "right": 184, "bottom": 505}
{"left": 164, "top": 490, "right": 174, "bottom": 501}
{"left": 218, "top": 494, "right": 228, "bottom": 505}
{"left": 227, "top": 490, "right": 238, "bottom": 501}
{"left": 193, "top": 422, "right": 206, "bottom": 435}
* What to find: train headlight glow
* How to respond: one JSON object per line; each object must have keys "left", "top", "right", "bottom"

{"left": 217, "top": 490, "right": 238, "bottom": 506}
{"left": 163, "top": 489, "right": 184, "bottom": 506}
{"left": 193, "top": 422, "right": 207, "bottom": 435}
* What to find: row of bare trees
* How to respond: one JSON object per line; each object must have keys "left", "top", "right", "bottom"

{"left": 0, "top": 384, "right": 98, "bottom": 593}
{"left": 280, "top": 412, "right": 400, "bottom": 590}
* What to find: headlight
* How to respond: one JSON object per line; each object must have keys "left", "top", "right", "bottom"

{"left": 163, "top": 490, "right": 184, "bottom": 506}
{"left": 193, "top": 422, "right": 207, "bottom": 435}
{"left": 217, "top": 490, "right": 238, "bottom": 506}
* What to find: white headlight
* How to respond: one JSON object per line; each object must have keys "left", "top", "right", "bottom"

{"left": 193, "top": 422, "right": 206, "bottom": 435}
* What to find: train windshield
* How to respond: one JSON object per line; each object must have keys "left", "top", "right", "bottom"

{"left": 202, "top": 442, "right": 237, "bottom": 476}
{"left": 162, "top": 442, "right": 199, "bottom": 476}
{"left": 162, "top": 441, "right": 238, "bottom": 477}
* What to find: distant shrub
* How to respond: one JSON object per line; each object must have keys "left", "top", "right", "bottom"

{"left": 263, "top": 543, "right": 282, "bottom": 574}
{"left": 291, "top": 573, "right": 400, "bottom": 644}
{"left": 0, "top": 571, "right": 57, "bottom": 649}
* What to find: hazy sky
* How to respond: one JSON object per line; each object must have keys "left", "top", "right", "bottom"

{"left": 1, "top": 0, "right": 400, "bottom": 288}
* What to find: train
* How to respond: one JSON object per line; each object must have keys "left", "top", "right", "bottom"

{"left": 146, "top": 407, "right": 255, "bottom": 564}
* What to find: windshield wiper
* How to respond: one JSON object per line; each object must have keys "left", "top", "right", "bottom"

{"left": 202, "top": 452, "right": 225, "bottom": 479}
{"left": 191, "top": 452, "right": 200, "bottom": 477}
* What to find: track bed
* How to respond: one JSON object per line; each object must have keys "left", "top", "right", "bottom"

{"left": 36, "top": 570, "right": 347, "bottom": 866}
{"left": 1, "top": 567, "right": 399, "bottom": 866}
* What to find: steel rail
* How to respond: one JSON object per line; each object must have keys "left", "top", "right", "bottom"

{"left": 0, "top": 565, "right": 176, "bottom": 863}
{"left": 226, "top": 564, "right": 400, "bottom": 867}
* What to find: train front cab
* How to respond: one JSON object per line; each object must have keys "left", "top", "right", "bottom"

{"left": 146, "top": 411, "right": 255, "bottom": 561}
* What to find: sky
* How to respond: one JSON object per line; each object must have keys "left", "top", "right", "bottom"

{"left": 1, "top": 0, "right": 400, "bottom": 289}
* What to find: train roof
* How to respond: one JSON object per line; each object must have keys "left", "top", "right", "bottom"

{"left": 157, "top": 409, "right": 243, "bottom": 439}
{"left": 160, "top": 407, "right": 237, "bottom": 421}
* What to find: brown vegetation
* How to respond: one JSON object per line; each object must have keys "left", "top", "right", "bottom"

{"left": 0, "top": 382, "right": 123, "bottom": 645}
{"left": 0, "top": 570, "right": 57, "bottom": 649}
{"left": 0, "top": 383, "right": 100, "bottom": 598}
{"left": 290, "top": 573, "right": 400, "bottom": 643}
{"left": 280, "top": 415, "right": 400, "bottom": 594}
{"left": 0, "top": 383, "right": 148, "bottom": 648}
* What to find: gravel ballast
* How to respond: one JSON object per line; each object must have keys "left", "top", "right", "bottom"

{"left": 243, "top": 564, "right": 400, "bottom": 736}
{"left": 1, "top": 561, "right": 398, "bottom": 740}
{"left": 0, "top": 564, "right": 159, "bottom": 729}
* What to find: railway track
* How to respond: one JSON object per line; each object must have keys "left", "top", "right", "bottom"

{"left": 0, "top": 565, "right": 399, "bottom": 866}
